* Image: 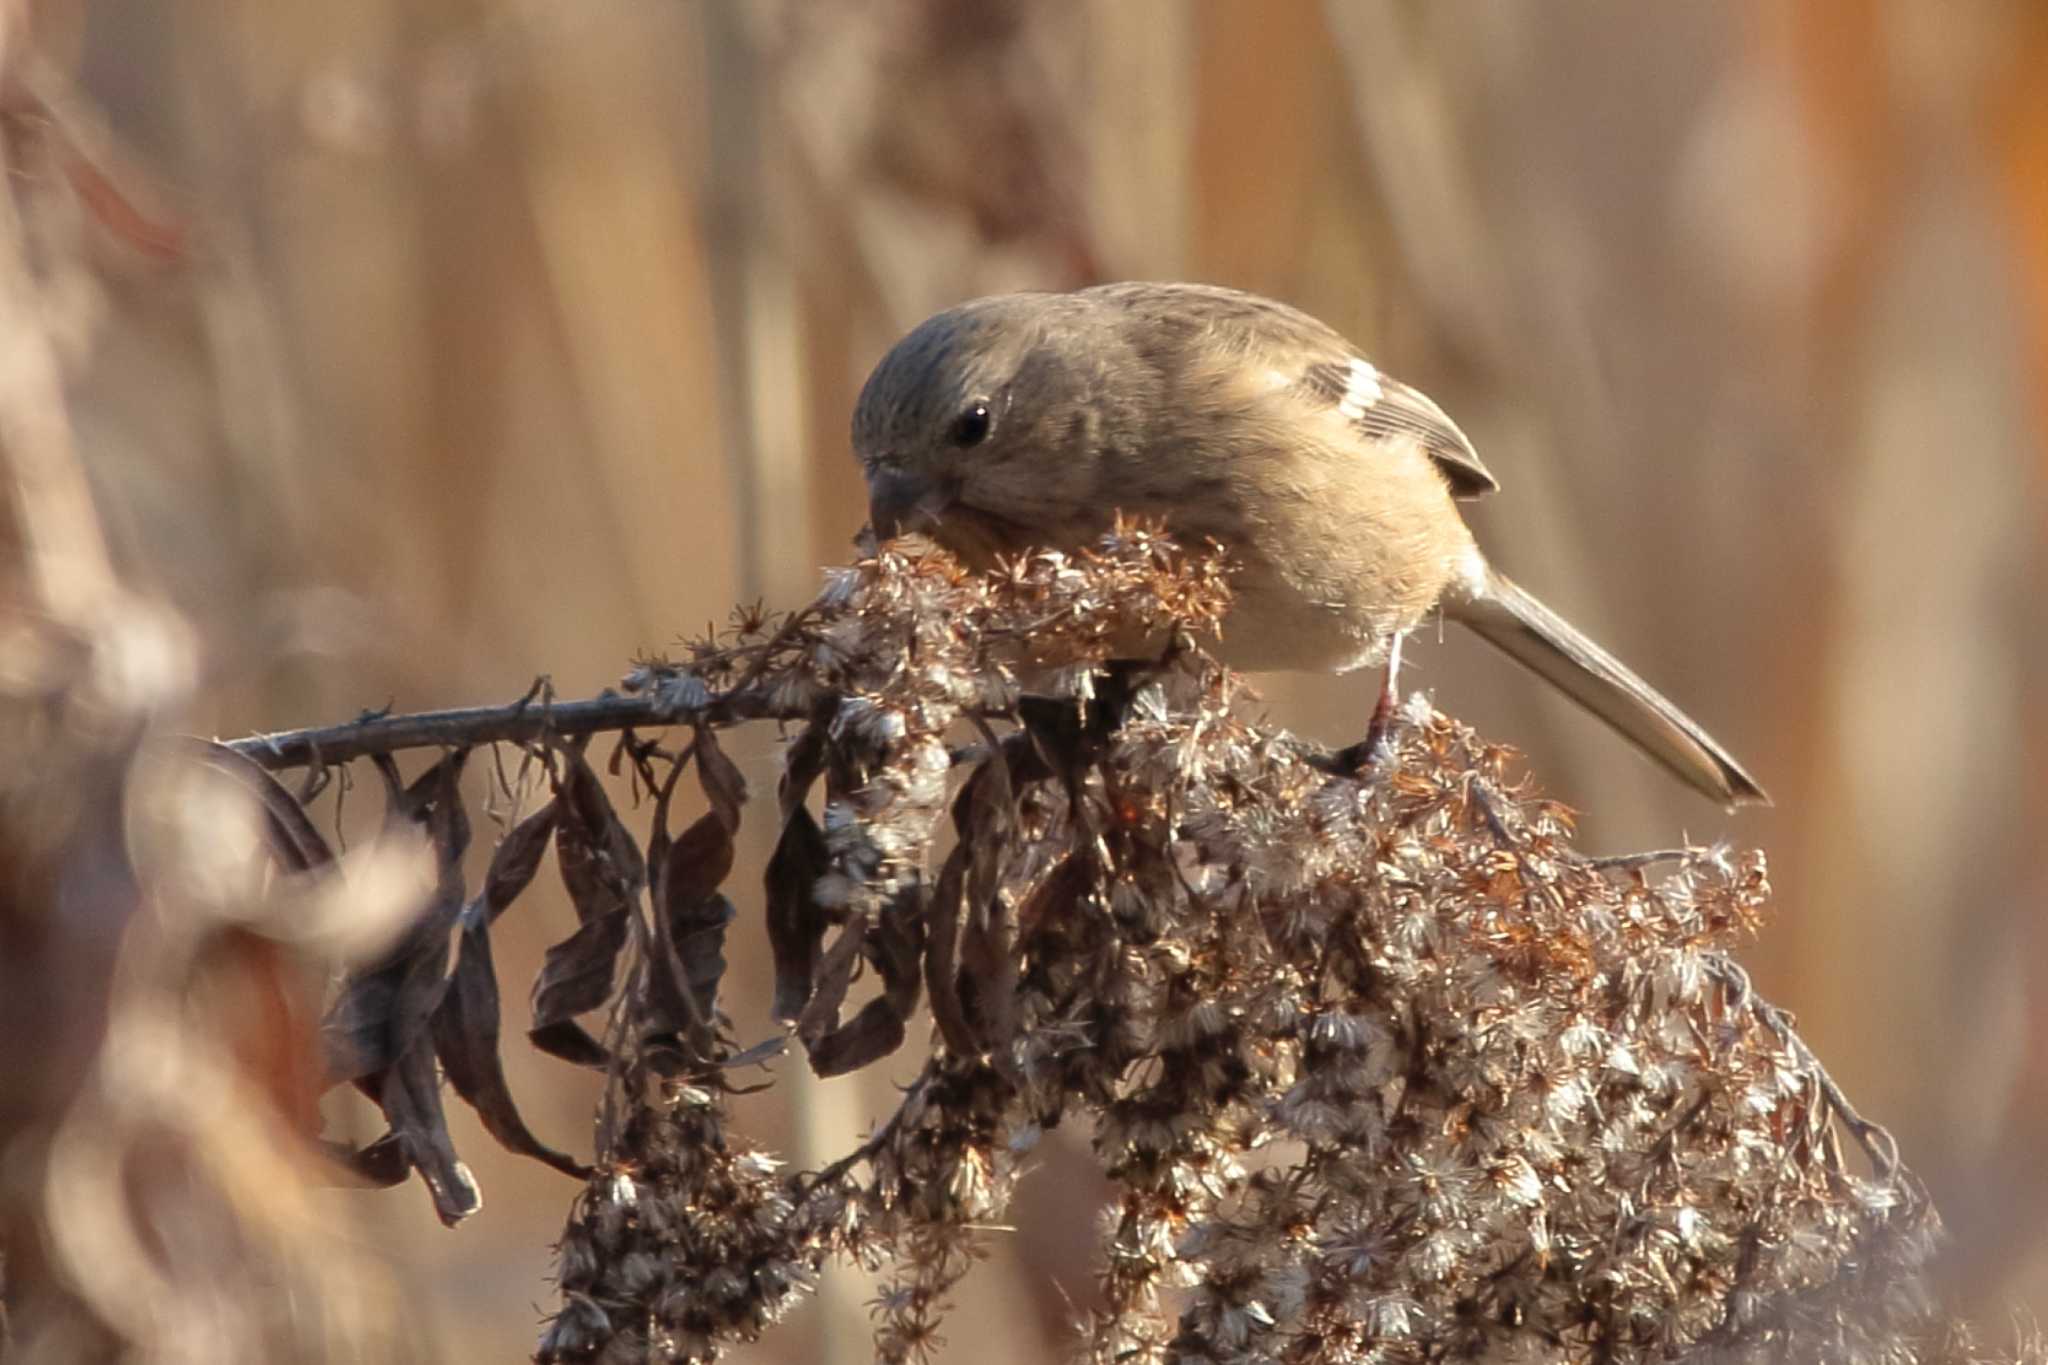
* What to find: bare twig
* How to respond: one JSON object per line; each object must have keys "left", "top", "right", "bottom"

{"left": 219, "top": 682, "right": 812, "bottom": 771}
{"left": 1708, "top": 954, "right": 1906, "bottom": 1183}
{"left": 1584, "top": 848, "right": 1698, "bottom": 872}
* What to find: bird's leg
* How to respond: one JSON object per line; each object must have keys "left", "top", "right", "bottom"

{"left": 1362, "top": 632, "right": 1405, "bottom": 762}
{"left": 1338, "top": 632, "right": 1405, "bottom": 775}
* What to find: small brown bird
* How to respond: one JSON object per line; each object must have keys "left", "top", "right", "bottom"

{"left": 852, "top": 282, "right": 1766, "bottom": 806}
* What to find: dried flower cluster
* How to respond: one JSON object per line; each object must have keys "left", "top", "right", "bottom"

{"left": 221, "top": 527, "right": 2026, "bottom": 1364}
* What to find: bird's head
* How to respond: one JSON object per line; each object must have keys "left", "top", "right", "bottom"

{"left": 851, "top": 293, "right": 1138, "bottom": 565}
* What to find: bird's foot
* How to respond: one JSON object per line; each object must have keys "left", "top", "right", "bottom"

{"left": 1333, "top": 680, "right": 1399, "bottom": 777}
{"left": 1334, "top": 637, "right": 1404, "bottom": 778}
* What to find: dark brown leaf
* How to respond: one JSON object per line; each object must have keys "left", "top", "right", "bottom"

{"left": 372, "top": 747, "right": 470, "bottom": 836}
{"left": 764, "top": 805, "right": 832, "bottom": 1023}
{"left": 369, "top": 751, "right": 407, "bottom": 816}
{"left": 676, "top": 894, "right": 737, "bottom": 1018}
{"left": 529, "top": 1017, "right": 612, "bottom": 1070}
{"left": 328, "top": 1134, "right": 410, "bottom": 1188}
{"left": 554, "top": 747, "right": 645, "bottom": 921}
{"left": 923, "top": 845, "right": 979, "bottom": 1057}
{"left": 483, "top": 798, "right": 559, "bottom": 920}
{"left": 319, "top": 888, "right": 462, "bottom": 1085}
{"left": 380, "top": 1039, "right": 482, "bottom": 1226}
{"left": 423, "top": 749, "right": 471, "bottom": 899}
{"left": 553, "top": 824, "right": 616, "bottom": 927}
{"left": 1018, "top": 682, "right": 1119, "bottom": 808}
{"left": 414, "top": 751, "right": 472, "bottom": 836}
{"left": 956, "top": 752, "right": 1014, "bottom": 914}
{"left": 777, "top": 718, "right": 829, "bottom": 823}
{"left": 808, "top": 887, "right": 926, "bottom": 1075}
{"left": 965, "top": 886, "right": 1018, "bottom": 1055}
{"left": 432, "top": 914, "right": 589, "bottom": 1178}
{"left": 1017, "top": 851, "right": 1093, "bottom": 939}
{"left": 647, "top": 811, "right": 736, "bottom": 1054}
{"left": 650, "top": 892, "right": 736, "bottom": 1060}
{"left": 321, "top": 754, "right": 470, "bottom": 1088}
{"left": 526, "top": 751, "right": 638, "bottom": 1071}
{"left": 642, "top": 754, "right": 688, "bottom": 887}
{"left": 1016, "top": 693, "right": 1092, "bottom": 780}
{"left": 796, "top": 913, "right": 869, "bottom": 1048}
{"left": 870, "top": 887, "right": 925, "bottom": 1019}
{"left": 529, "top": 906, "right": 630, "bottom": 1060}
{"left": 661, "top": 810, "right": 736, "bottom": 911}
{"left": 805, "top": 997, "right": 907, "bottom": 1077}
{"left": 694, "top": 722, "right": 748, "bottom": 833}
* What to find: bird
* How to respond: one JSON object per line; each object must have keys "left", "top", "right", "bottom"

{"left": 850, "top": 281, "right": 1766, "bottom": 807}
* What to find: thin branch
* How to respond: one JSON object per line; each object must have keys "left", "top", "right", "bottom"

{"left": 1584, "top": 848, "right": 1697, "bottom": 872}
{"left": 219, "top": 669, "right": 1029, "bottom": 773}
{"left": 1708, "top": 954, "right": 1906, "bottom": 1184}
{"left": 219, "top": 682, "right": 807, "bottom": 771}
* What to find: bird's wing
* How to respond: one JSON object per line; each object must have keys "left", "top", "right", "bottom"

{"left": 1085, "top": 282, "right": 1500, "bottom": 500}
{"left": 1295, "top": 358, "right": 1500, "bottom": 499}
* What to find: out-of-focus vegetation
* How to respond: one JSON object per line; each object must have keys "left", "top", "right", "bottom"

{"left": 1, "top": 2, "right": 2043, "bottom": 1361}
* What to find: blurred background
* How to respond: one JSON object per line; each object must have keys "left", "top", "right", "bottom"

{"left": 6, "top": 0, "right": 2044, "bottom": 1359}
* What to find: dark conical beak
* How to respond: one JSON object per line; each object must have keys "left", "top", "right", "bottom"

{"left": 866, "top": 467, "right": 949, "bottom": 540}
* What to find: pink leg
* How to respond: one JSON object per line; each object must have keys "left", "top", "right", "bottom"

{"left": 1340, "top": 633, "right": 1404, "bottom": 775}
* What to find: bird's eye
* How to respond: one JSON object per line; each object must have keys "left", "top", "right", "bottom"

{"left": 948, "top": 400, "right": 993, "bottom": 448}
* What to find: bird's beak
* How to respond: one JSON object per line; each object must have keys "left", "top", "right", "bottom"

{"left": 866, "top": 467, "right": 949, "bottom": 540}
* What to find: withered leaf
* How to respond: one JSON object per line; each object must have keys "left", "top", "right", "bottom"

{"left": 321, "top": 754, "right": 470, "bottom": 1088}
{"left": 538, "top": 760, "right": 635, "bottom": 1069}
{"left": 923, "top": 846, "right": 980, "bottom": 1057}
{"left": 1017, "top": 851, "right": 1093, "bottom": 939}
{"left": 380, "top": 1038, "right": 482, "bottom": 1226}
{"left": 646, "top": 811, "right": 737, "bottom": 1052}
{"left": 694, "top": 723, "right": 748, "bottom": 834}
{"left": 372, "top": 748, "right": 471, "bottom": 841}
{"left": 642, "top": 756, "right": 687, "bottom": 884}
{"left": 529, "top": 1017, "right": 611, "bottom": 1071}
{"left": 190, "top": 740, "right": 336, "bottom": 874}
{"left": 805, "top": 997, "right": 908, "bottom": 1078}
{"left": 871, "top": 887, "right": 925, "bottom": 1018}
{"left": 954, "top": 754, "right": 1014, "bottom": 914}
{"left": 1016, "top": 693, "right": 1092, "bottom": 782}
{"left": 432, "top": 913, "right": 589, "bottom": 1178}
{"left": 964, "top": 886, "right": 1018, "bottom": 1054}
{"left": 764, "top": 805, "right": 831, "bottom": 1023}
{"left": 423, "top": 749, "right": 471, "bottom": 900}
{"left": 483, "top": 798, "right": 559, "bottom": 920}
{"left": 329, "top": 1134, "right": 410, "bottom": 1188}
{"left": 320, "top": 885, "right": 463, "bottom": 1086}
{"left": 676, "top": 892, "right": 736, "bottom": 1019}
{"left": 995, "top": 727, "right": 1054, "bottom": 786}
{"left": 661, "top": 809, "right": 736, "bottom": 910}
{"left": 369, "top": 752, "right": 408, "bottom": 819}
{"left": 796, "top": 913, "right": 868, "bottom": 1048}
{"left": 777, "top": 718, "right": 829, "bottom": 823}
{"left": 528, "top": 906, "right": 630, "bottom": 1068}
{"left": 651, "top": 892, "right": 736, "bottom": 1057}
{"left": 554, "top": 746, "right": 646, "bottom": 920}
{"left": 806, "top": 888, "right": 925, "bottom": 1075}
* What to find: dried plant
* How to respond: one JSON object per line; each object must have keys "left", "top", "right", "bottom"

{"left": 188, "top": 526, "right": 2030, "bottom": 1365}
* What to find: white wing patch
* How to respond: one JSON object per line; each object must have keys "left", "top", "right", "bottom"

{"left": 1336, "top": 357, "right": 1383, "bottom": 419}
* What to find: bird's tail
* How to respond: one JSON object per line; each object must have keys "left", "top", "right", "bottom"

{"left": 1446, "top": 561, "right": 1768, "bottom": 807}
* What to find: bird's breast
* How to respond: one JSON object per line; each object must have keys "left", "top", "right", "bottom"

{"left": 1138, "top": 425, "right": 1475, "bottom": 674}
